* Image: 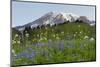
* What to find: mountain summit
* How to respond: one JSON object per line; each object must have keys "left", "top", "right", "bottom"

{"left": 15, "top": 12, "right": 95, "bottom": 31}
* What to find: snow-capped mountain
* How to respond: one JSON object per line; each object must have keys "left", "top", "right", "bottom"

{"left": 15, "top": 11, "right": 95, "bottom": 31}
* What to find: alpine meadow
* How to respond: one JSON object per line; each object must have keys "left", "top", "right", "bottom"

{"left": 11, "top": 1, "right": 96, "bottom": 66}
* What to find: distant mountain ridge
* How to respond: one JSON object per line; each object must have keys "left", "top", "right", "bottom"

{"left": 14, "top": 12, "right": 95, "bottom": 31}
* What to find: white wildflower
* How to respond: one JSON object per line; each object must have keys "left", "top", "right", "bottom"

{"left": 12, "top": 49, "right": 17, "bottom": 56}
{"left": 84, "top": 36, "right": 89, "bottom": 39}
{"left": 74, "top": 34, "right": 76, "bottom": 37}
{"left": 56, "top": 37, "right": 60, "bottom": 40}
{"left": 61, "top": 31, "right": 64, "bottom": 34}
{"left": 80, "top": 31, "right": 82, "bottom": 34}
{"left": 12, "top": 49, "right": 15, "bottom": 53}
{"left": 25, "top": 33, "right": 29, "bottom": 37}
{"left": 44, "top": 37, "right": 47, "bottom": 40}
{"left": 41, "top": 33, "right": 43, "bottom": 35}
{"left": 15, "top": 34, "right": 18, "bottom": 37}
{"left": 53, "top": 35, "right": 56, "bottom": 37}
{"left": 37, "top": 34, "right": 39, "bottom": 37}
{"left": 56, "top": 34, "right": 58, "bottom": 36}
{"left": 12, "top": 40, "right": 16, "bottom": 44}
{"left": 90, "top": 37, "right": 94, "bottom": 41}
{"left": 17, "top": 41, "right": 20, "bottom": 44}
{"left": 40, "top": 38, "right": 43, "bottom": 41}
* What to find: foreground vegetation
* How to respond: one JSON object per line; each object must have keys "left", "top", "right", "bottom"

{"left": 12, "top": 22, "right": 96, "bottom": 66}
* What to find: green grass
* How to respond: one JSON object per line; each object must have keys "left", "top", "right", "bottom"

{"left": 11, "top": 22, "right": 96, "bottom": 66}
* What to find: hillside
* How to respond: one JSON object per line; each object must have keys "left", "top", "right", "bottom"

{"left": 12, "top": 22, "right": 96, "bottom": 66}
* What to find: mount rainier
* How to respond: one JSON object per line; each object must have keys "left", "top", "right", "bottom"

{"left": 15, "top": 12, "right": 95, "bottom": 31}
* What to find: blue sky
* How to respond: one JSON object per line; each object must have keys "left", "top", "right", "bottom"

{"left": 12, "top": 1, "right": 95, "bottom": 27}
